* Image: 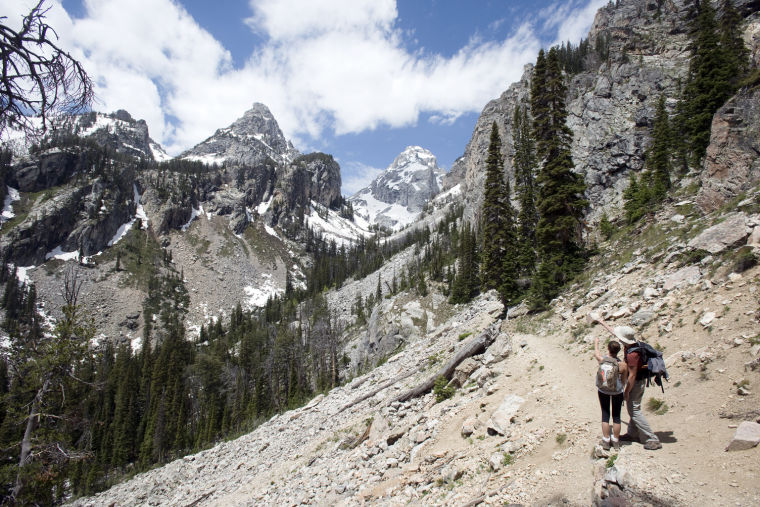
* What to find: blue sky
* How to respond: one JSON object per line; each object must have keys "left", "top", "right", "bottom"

{"left": 7, "top": 0, "right": 605, "bottom": 194}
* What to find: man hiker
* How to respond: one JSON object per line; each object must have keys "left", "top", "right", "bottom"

{"left": 588, "top": 313, "right": 662, "bottom": 450}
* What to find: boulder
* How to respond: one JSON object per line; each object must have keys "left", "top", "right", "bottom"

{"left": 748, "top": 226, "right": 760, "bottom": 248}
{"left": 687, "top": 213, "right": 749, "bottom": 254}
{"left": 461, "top": 417, "right": 478, "bottom": 437}
{"left": 725, "top": 421, "right": 760, "bottom": 451}
{"left": 699, "top": 312, "right": 716, "bottom": 327}
{"left": 483, "top": 332, "right": 512, "bottom": 365}
{"left": 488, "top": 452, "right": 503, "bottom": 471}
{"left": 450, "top": 357, "right": 480, "bottom": 387}
{"left": 663, "top": 265, "right": 702, "bottom": 291}
{"left": 630, "top": 310, "right": 656, "bottom": 328}
{"left": 643, "top": 287, "right": 659, "bottom": 300}
{"left": 487, "top": 394, "right": 525, "bottom": 436}
{"left": 507, "top": 302, "right": 529, "bottom": 319}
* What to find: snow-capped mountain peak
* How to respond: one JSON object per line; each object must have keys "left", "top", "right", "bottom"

{"left": 179, "top": 102, "right": 299, "bottom": 166}
{"left": 349, "top": 146, "right": 445, "bottom": 231}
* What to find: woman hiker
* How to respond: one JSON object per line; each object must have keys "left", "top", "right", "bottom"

{"left": 594, "top": 333, "right": 628, "bottom": 450}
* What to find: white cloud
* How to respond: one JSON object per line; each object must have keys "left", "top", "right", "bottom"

{"left": 1, "top": 0, "right": 605, "bottom": 157}
{"left": 541, "top": 0, "right": 608, "bottom": 45}
{"left": 341, "top": 162, "right": 384, "bottom": 195}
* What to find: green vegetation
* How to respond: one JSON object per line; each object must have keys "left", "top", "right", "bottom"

{"left": 555, "top": 433, "right": 567, "bottom": 445}
{"left": 433, "top": 376, "right": 455, "bottom": 403}
{"left": 646, "top": 397, "right": 669, "bottom": 415}
{"left": 502, "top": 453, "right": 514, "bottom": 466}
{"left": 606, "top": 454, "right": 618, "bottom": 468}
{"left": 458, "top": 332, "right": 472, "bottom": 341}
{"left": 530, "top": 47, "right": 588, "bottom": 308}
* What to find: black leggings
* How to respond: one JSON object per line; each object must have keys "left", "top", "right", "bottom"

{"left": 598, "top": 391, "right": 624, "bottom": 424}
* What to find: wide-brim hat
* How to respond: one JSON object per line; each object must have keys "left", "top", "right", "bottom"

{"left": 613, "top": 325, "right": 636, "bottom": 345}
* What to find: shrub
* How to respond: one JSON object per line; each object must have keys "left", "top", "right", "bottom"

{"left": 646, "top": 397, "right": 669, "bottom": 415}
{"left": 555, "top": 433, "right": 567, "bottom": 445}
{"left": 600, "top": 213, "right": 614, "bottom": 240}
{"left": 433, "top": 376, "right": 455, "bottom": 403}
{"left": 733, "top": 246, "right": 757, "bottom": 273}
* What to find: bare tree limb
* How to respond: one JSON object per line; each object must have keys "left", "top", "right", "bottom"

{"left": 0, "top": 0, "right": 93, "bottom": 140}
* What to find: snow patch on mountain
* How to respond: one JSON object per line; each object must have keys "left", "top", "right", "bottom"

{"left": 305, "top": 202, "right": 372, "bottom": 246}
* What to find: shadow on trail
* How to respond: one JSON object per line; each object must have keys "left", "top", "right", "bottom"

{"left": 654, "top": 431, "right": 677, "bottom": 443}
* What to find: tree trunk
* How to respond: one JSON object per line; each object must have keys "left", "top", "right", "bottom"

{"left": 13, "top": 378, "right": 50, "bottom": 500}
{"left": 392, "top": 323, "right": 498, "bottom": 403}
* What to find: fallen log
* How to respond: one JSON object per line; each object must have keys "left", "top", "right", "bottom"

{"left": 337, "top": 369, "right": 418, "bottom": 414}
{"left": 392, "top": 322, "right": 498, "bottom": 403}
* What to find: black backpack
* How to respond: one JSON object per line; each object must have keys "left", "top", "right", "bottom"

{"left": 628, "top": 341, "right": 670, "bottom": 392}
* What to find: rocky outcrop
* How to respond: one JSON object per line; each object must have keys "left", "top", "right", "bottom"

{"left": 65, "top": 110, "right": 169, "bottom": 161}
{"left": 180, "top": 103, "right": 299, "bottom": 166}
{"left": 698, "top": 87, "right": 760, "bottom": 211}
{"left": 448, "top": 0, "right": 759, "bottom": 225}
{"left": 278, "top": 153, "right": 342, "bottom": 211}
{"left": 351, "top": 146, "right": 445, "bottom": 230}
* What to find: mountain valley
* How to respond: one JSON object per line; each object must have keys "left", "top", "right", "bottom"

{"left": 0, "top": 0, "right": 759, "bottom": 504}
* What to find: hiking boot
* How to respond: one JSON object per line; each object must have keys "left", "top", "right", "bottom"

{"left": 600, "top": 439, "right": 611, "bottom": 450}
{"left": 643, "top": 440, "right": 662, "bottom": 450}
{"left": 612, "top": 440, "right": 620, "bottom": 451}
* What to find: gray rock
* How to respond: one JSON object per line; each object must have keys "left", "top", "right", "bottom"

{"left": 642, "top": 287, "right": 659, "bottom": 300}
{"left": 699, "top": 312, "right": 716, "bottom": 327}
{"left": 725, "top": 421, "right": 760, "bottom": 451}
{"left": 630, "top": 310, "right": 656, "bottom": 328}
{"left": 687, "top": 213, "right": 749, "bottom": 254}
{"left": 507, "top": 301, "right": 529, "bottom": 319}
{"left": 488, "top": 452, "right": 503, "bottom": 471}
{"left": 450, "top": 357, "right": 480, "bottom": 387}
{"left": 663, "top": 265, "right": 702, "bottom": 291}
{"left": 487, "top": 394, "right": 524, "bottom": 436}
{"left": 461, "top": 417, "right": 478, "bottom": 437}
{"left": 698, "top": 87, "right": 760, "bottom": 211}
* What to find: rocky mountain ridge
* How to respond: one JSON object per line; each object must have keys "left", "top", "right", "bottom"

{"left": 446, "top": 0, "right": 760, "bottom": 225}
{"left": 350, "top": 146, "right": 445, "bottom": 231}
{"left": 179, "top": 102, "right": 299, "bottom": 166}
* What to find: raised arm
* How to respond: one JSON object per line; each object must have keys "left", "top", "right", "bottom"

{"left": 587, "top": 312, "right": 617, "bottom": 339}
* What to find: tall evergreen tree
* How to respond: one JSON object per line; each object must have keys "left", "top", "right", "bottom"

{"left": 682, "top": 0, "right": 733, "bottom": 163}
{"left": 719, "top": 0, "right": 749, "bottom": 83}
{"left": 531, "top": 49, "right": 551, "bottom": 161}
{"left": 648, "top": 94, "right": 672, "bottom": 200}
{"left": 450, "top": 223, "right": 479, "bottom": 304}
{"left": 513, "top": 106, "right": 538, "bottom": 276}
{"left": 480, "top": 122, "right": 508, "bottom": 293}
{"left": 531, "top": 47, "right": 588, "bottom": 308}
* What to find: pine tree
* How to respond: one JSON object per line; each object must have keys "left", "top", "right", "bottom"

{"left": 450, "top": 223, "right": 479, "bottom": 304}
{"left": 513, "top": 106, "right": 538, "bottom": 275}
{"left": 480, "top": 122, "right": 508, "bottom": 294}
{"left": 531, "top": 49, "right": 551, "bottom": 161}
{"left": 648, "top": 94, "right": 672, "bottom": 200}
{"left": 682, "top": 0, "right": 733, "bottom": 163}
{"left": 531, "top": 47, "right": 588, "bottom": 308}
{"left": 719, "top": 0, "right": 749, "bottom": 83}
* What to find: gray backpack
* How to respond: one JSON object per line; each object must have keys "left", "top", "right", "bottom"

{"left": 596, "top": 356, "right": 621, "bottom": 394}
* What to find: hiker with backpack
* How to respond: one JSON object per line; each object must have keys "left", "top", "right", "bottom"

{"left": 594, "top": 335, "right": 627, "bottom": 450}
{"left": 588, "top": 312, "right": 665, "bottom": 451}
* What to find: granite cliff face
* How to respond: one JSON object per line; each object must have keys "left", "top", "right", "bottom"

{"left": 446, "top": 0, "right": 760, "bottom": 224}
{"left": 179, "top": 103, "right": 299, "bottom": 166}
{"left": 350, "top": 146, "right": 445, "bottom": 230}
